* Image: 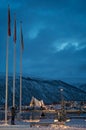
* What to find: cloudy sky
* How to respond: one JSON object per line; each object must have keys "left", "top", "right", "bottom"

{"left": 0, "top": 0, "right": 86, "bottom": 81}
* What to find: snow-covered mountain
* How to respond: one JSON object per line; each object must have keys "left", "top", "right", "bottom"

{"left": 0, "top": 76, "right": 86, "bottom": 106}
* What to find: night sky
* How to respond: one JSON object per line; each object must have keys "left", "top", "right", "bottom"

{"left": 0, "top": 0, "right": 86, "bottom": 81}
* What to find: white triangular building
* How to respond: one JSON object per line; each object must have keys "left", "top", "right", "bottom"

{"left": 30, "top": 96, "right": 45, "bottom": 107}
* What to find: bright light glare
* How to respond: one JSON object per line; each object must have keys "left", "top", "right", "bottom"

{"left": 54, "top": 119, "right": 58, "bottom": 122}
{"left": 66, "top": 119, "right": 70, "bottom": 122}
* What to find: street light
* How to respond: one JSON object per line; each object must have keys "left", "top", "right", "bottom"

{"left": 58, "top": 88, "right": 66, "bottom": 122}
{"left": 60, "top": 88, "right": 64, "bottom": 110}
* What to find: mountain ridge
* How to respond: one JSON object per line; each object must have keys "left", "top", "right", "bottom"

{"left": 0, "top": 76, "right": 86, "bottom": 106}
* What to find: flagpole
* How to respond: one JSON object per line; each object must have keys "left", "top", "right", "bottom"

{"left": 5, "top": 36, "right": 9, "bottom": 124}
{"left": 20, "top": 45, "right": 22, "bottom": 114}
{"left": 13, "top": 43, "right": 16, "bottom": 107}
{"left": 13, "top": 14, "right": 16, "bottom": 107}
{"left": 20, "top": 22, "right": 22, "bottom": 114}
{"left": 5, "top": 5, "right": 11, "bottom": 124}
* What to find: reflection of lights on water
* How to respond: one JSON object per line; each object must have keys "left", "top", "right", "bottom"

{"left": 60, "top": 125, "right": 68, "bottom": 129}
{"left": 60, "top": 125, "right": 64, "bottom": 127}
{"left": 54, "top": 119, "right": 58, "bottom": 122}
{"left": 36, "top": 125, "right": 40, "bottom": 128}
{"left": 66, "top": 119, "right": 70, "bottom": 122}
{"left": 4, "top": 123, "right": 9, "bottom": 126}
{"left": 29, "top": 119, "right": 40, "bottom": 122}
{"left": 63, "top": 126, "right": 68, "bottom": 129}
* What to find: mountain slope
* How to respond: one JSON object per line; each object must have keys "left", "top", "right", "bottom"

{"left": 0, "top": 76, "right": 86, "bottom": 106}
